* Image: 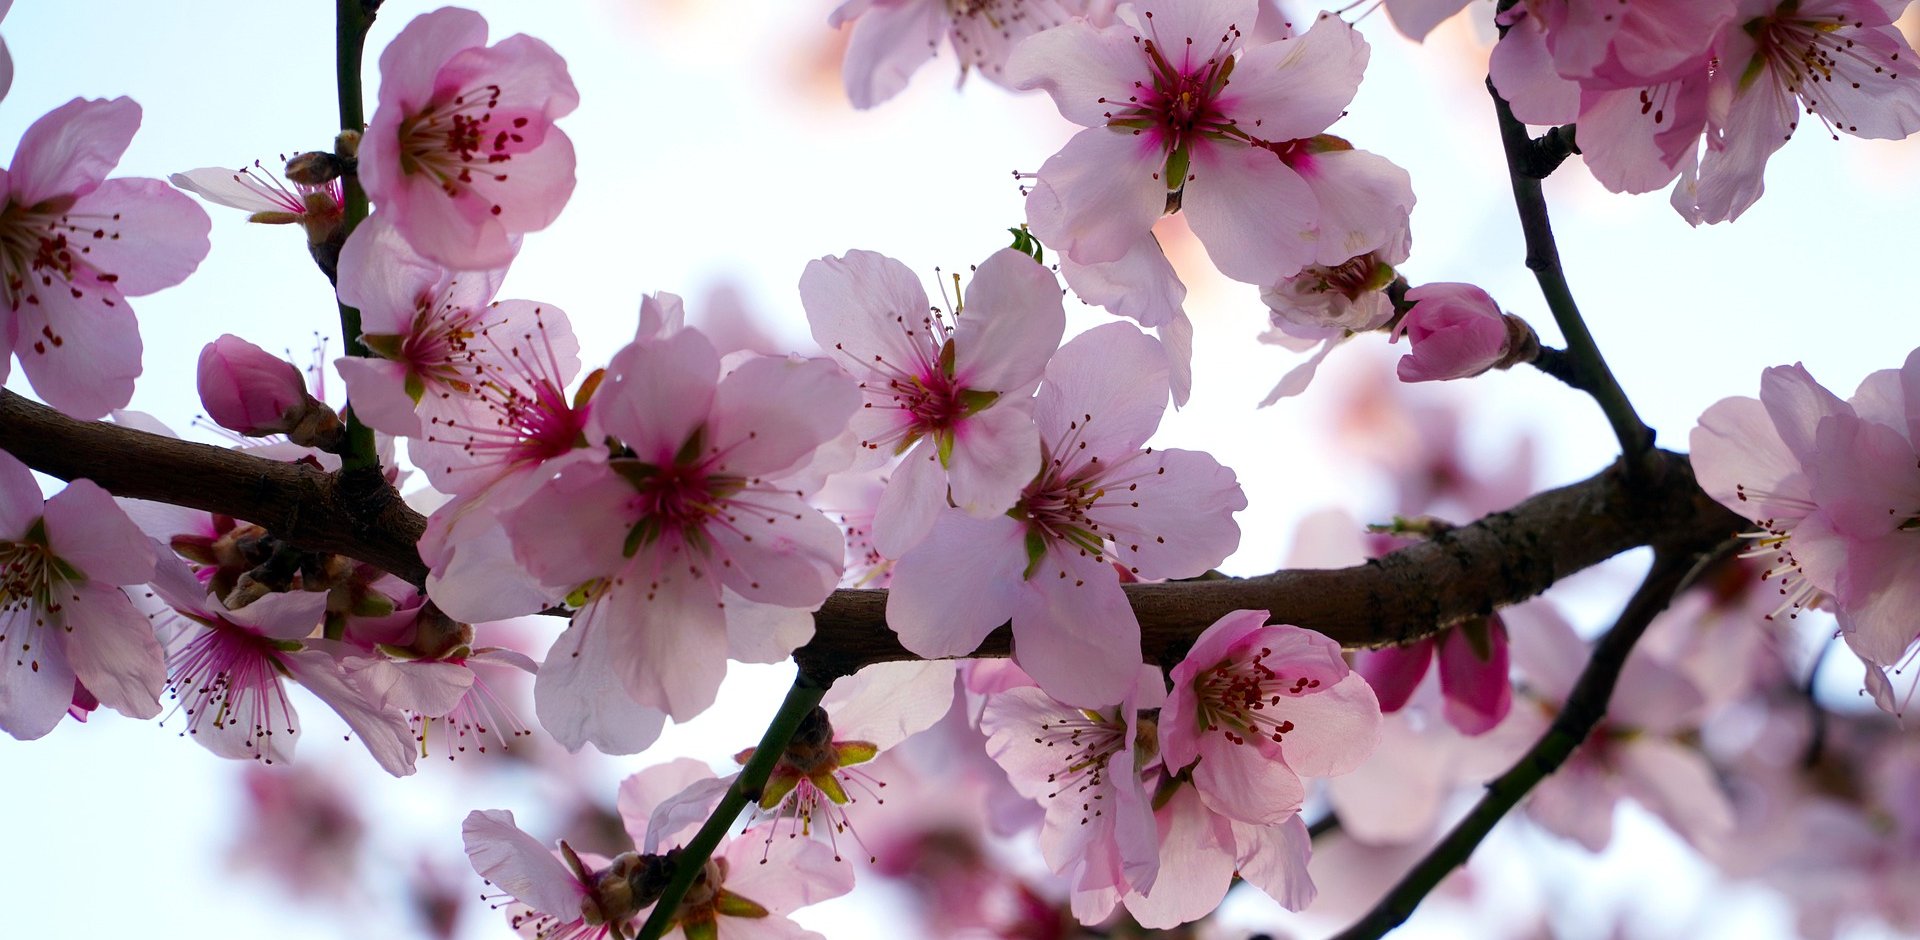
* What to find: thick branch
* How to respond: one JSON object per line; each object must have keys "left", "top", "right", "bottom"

{"left": 0, "top": 391, "right": 426, "bottom": 584}
{"left": 1326, "top": 546, "right": 1715, "bottom": 940}
{"left": 0, "top": 391, "right": 1747, "bottom": 677}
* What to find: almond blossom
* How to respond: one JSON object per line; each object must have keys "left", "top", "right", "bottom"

{"left": 831, "top": 0, "right": 1080, "bottom": 109}
{"left": 1009, "top": 6, "right": 1392, "bottom": 286}
{"left": 979, "top": 664, "right": 1164, "bottom": 917}
{"left": 358, "top": 6, "right": 579, "bottom": 269}
{"left": 0, "top": 96, "right": 210, "bottom": 417}
{"left": 800, "top": 247, "right": 1063, "bottom": 557}
{"left": 886, "top": 322, "right": 1244, "bottom": 707}
{"left": 142, "top": 556, "right": 418, "bottom": 776}
{"left": 1160, "top": 609, "right": 1381, "bottom": 826}
{"left": 502, "top": 326, "right": 859, "bottom": 749}
{"left": 0, "top": 451, "right": 163, "bottom": 739}
{"left": 170, "top": 161, "right": 345, "bottom": 250}
{"left": 1691, "top": 347, "right": 1920, "bottom": 696}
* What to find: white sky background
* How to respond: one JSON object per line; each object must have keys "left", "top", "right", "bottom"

{"left": 0, "top": 1, "right": 1917, "bottom": 939}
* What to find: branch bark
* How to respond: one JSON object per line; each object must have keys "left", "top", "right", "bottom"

{"left": 0, "top": 389, "right": 1747, "bottom": 680}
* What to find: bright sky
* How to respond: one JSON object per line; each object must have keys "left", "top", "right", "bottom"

{"left": 1, "top": 2, "right": 1917, "bottom": 939}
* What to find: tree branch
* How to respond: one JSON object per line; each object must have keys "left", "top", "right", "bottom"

{"left": 1489, "top": 78, "right": 1653, "bottom": 468}
{"left": 0, "top": 390, "right": 1746, "bottom": 676}
{"left": 1326, "top": 544, "right": 1725, "bottom": 940}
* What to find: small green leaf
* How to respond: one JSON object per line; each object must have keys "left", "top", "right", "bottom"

{"left": 1164, "top": 145, "right": 1190, "bottom": 191}
{"left": 1022, "top": 528, "right": 1048, "bottom": 580}
{"left": 714, "top": 892, "right": 771, "bottom": 919}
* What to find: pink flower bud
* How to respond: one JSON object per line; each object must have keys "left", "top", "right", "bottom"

{"left": 1392, "top": 283, "right": 1512, "bottom": 383}
{"left": 197, "top": 334, "right": 342, "bottom": 448}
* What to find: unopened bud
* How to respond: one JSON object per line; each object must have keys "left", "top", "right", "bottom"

{"left": 197, "top": 334, "right": 345, "bottom": 450}
{"left": 1391, "top": 283, "right": 1516, "bottom": 383}
{"left": 284, "top": 151, "right": 346, "bottom": 186}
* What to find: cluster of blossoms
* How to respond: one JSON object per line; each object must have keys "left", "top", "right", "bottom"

{"left": 6, "top": 0, "right": 1920, "bottom": 936}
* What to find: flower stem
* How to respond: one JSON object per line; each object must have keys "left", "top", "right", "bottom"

{"left": 334, "top": 0, "right": 379, "bottom": 472}
{"left": 1488, "top": 77, "right": 1654, "bottom": 476}
{"left": 1324, "top": 545, "right": 1727, "bottom": 940}
{"left": 635, "top": 673, "right": 830, "bottom": 940}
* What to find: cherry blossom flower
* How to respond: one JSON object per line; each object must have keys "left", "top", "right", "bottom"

{"left": 1110, "top": 777, "right": 1317, "bottom": 927}
{"left": 463, "top": 807, "right": 658, "bottom": 940}
{"left": 142, "top": 556, "right": 417, "bottom": 776}
{"left": 0, "top": 451, "right": 163, "bottom": 739}
{"left": 831, "top": 0, "right": 1080, "bottom": 109}
{"left": 801, "top": 247, "right": 1063, "bottom": 557}
{"left": 359, "top": 6, "right": 579, "bottom": 269}
{"left": 503, "top": 327, "right": 859, "bottom": 749}
{"left": 0, "top": 97, "right": 210, "bottom": 417}
{"left": 1010, "top": 6, "right": 1381, "bottom": 285}
{"left": 1160, "top": 609, "right": 1381, "bottom": 826}
{"left": 1680, "top": 0, "right": 1920, "bottom": 224}
{"left": 1503, "top": 602, "right": 1734, "bottom": 852}
{"left": 887, "top": 322, "right": 1244, "bottom": 707}
{"left": 980, "top": 664, "right": 1164, "bottom": 912}
{"left": 1691, "top": 349, "right": 1920, "bottom": 686}
{"left": 170, "top": 161, "right": 345, "bottom": 248}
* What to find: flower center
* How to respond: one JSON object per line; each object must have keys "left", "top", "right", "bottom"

{"left": 1194, "top": 645, "right": 1319, "bottom": 747}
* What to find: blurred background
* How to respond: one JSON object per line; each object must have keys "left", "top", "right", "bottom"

{"left": 1, "top": 2, "right": 1917, "bottom": 938}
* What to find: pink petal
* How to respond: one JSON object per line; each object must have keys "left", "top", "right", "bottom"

{"left": 945, "top": 401, "right": 1042, "bottom": 518}
{"left": 887, "top": 510, "right": 1027, "bottom": 657}
{"left": 1689, "top": 394, "right": 1806, "bottom": 518}
{"left": 461, "top": 808, "right": 588, "bottom": 918}
{"left": 0, "top": 616, "right": 77, "bottom": 739}
{"left": 1005, "top": 16, "right": 1150, "bottom": 127}
{"left": 1232, "top": 813, "right": 1316, "bottom": 911}
{"left": 594, "top": 330, "right": 720, "bottom": 463}
{"left": 66, "top": 177, "right": 209, "bottom": 296}
{"left": 282, "top": 648, "right": 418, "bottom": 777}
{"left": 1010, "top": 552, "right": 1142, "bottom": 708}
{"left": 1024, "top": 128, "right": 1169, "bottom": 267}
{"left": 1056, "top": 230, "right": 1188, "bottom": 329}
{"left": 707, "top": 491, "right": 844, "bottom": 608}
{"left": 8, "top": 97, "right": 139, "bottom": 205}
{"left": 871, "top": 442, "right": 947, "bottom": 558}
{"left": 838, "top": 0, "right": 944, "bottom": 110}
{"left": 821, "top": 660, "right": 958, "bottom": 751}
{"left": 800, "top": 249, "right": 931, "bottom": 377}
{"left": 1181, "top": 142, "right": 1318, "bottom": 284}
{"left": 1291, "top": 148, "right": 1413, "bottom": 267}
{"left": 42, "top": 478, "right": 153, "bottom": 585}
{"left": 616, "top": 757, "right": 721, "bottom": 850}
{"left": 1097, "top": 447, "right": 1244, "bottom": 579}
{"left": 1271, "top": 671, "right": 1381, "bottom": 778}
{"left": 603, "top": 573, "right": 730, "bottom": 721}
{"left": 0, "top": 450, "right": 38, "bottom": 536}
{"left": 532, "top": 613, "right": 667, "bottom": 754}
{"left": 334, "top": 356, "right": 424, "bottom": 437}
{"left": 11, "top": 271, "right": 140, "bottom": 419}
{"left": 375, "top": 8, "right": 491, "bottom": 112}
{"left": 1618, "top": 736, "right": 1734, "bottom": 851}
{"left": 1436, "top": 620, "right": 1513, "bottom": 735}
{"left": 708, "top": 354, "right": 858, "bottom": 477}
{"left": 504, "top": 454, "right": 630, "bottom": 589}
{"left": 1354, "top": 640, "right": 1433, "bottom": 713}
{"left": 951, "top": 248, "right": 1064, "bottom": 392}
{"left": 721, "top": 833, "right": 856, "bottom": 914}
{"left": 57, "top": 582, "right": 163, "bottom": 720}
{"left": 1219, "top": 13, "right": 1367, "bottom": 140}
{"left": 721, "top": 591, "right": 817, "bottom": 664}
{"left": 1122, "top": 783, "right": 1236, "bottom": 929}
{"left": 1034, "top": 322, "right": 1168, "bottom": 458}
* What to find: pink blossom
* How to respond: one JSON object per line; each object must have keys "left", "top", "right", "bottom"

{"left": 0, "top": 451, "right": 163, "bottom": 739}
{"left": 503, "top": 327, "right": 859, "bottom": 748}
{"left": 1357, "top": 615, "right": 1513, "bottom": 736}
{"left": 1391, "top": 282, "right": 1514, "bottom": 383}
{"left": 197, "top": 334, "right": 341, "bottom": 447}
{"left": 1503, "top": 601, "right": 1734, "bottom": 852}
{"left": 1010, "top": 7, "right": 1377, "bottom": 285}
{"left": 980, "top": 665, "right": 1164, "bottom": 908}
{"left": 1160, "top": 609, "right": 1381, "bottom": 826}
{"left": 170, "top": 161, "right": 344, "bottom": 247}
{"left": 886, "top": 322, "right": 1244, "bottom": 707}
{"left": 142, "top": 556, "right": 418, "bottom": 776}
{"left": 801, "top": 248, "right": 1062, "bottom": 557}
{"left": 1115, "top": 778, "right": 1317, "bottom": 926}
{"left": 462, "top": 808, "right": 649, "bottom": 940}
{"left": 358, "top": 7, "right": 579, "bottom": 269}
{"left": 1680, "top": 0, "right": 1920, "bottom": 225}
{"left": 0, "top": 97, "right": 211, "bottom": 417}
{"left": 831, "top": 0, "right": 1079, "bottom": 109}
{"left": 1691, "top": 349, "right": 1920, "bottom": 682}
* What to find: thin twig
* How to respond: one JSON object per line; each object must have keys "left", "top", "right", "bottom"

{"left": 1488, "top": 78, "right": 1654, "bottom": 471}
{"left": 635, "top": 674, "right": 829, "bottom": 940}
{"left": 1326, "top": 543, "right": 1733, "bottom": 940}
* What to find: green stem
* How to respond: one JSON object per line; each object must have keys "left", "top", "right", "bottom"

{"left": 1325, "top": 547, "right": 1720, "bottom": 940}
{"left": 636, "top": 674, "right": 830, "bottom": 940}
{"left": 334, "top": 0, "right": 379, "bottom": 471}
{"left": 1488, "top": 77, "right": 1654, "bottom": 472}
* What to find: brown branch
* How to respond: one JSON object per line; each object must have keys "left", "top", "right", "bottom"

{"left": 0, "top": 390, "right": 1747, "bottom": 679}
